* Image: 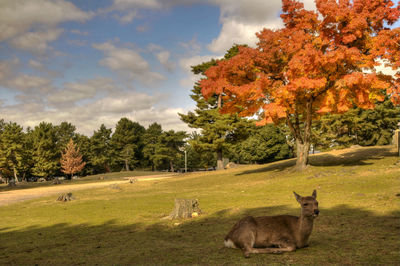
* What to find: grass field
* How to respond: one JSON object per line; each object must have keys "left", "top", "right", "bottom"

{"left": 0, "top": 146, "right": 399, "bottom": 265}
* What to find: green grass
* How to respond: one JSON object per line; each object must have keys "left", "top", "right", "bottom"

{"left": 0, "top": 170, "right": 162, "bottom": 192}
{"left": 0, "top": 146, "right": 399, "bottom": 265}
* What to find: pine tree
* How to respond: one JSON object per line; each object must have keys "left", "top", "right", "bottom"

{"left": 89, "top": 124, "right": 112, "bottom": 173}
{"left": 142, "top": 123, "right": 163, "bottom": 171}
{"left": 31, "top": 122, "right": 59, "bottom": 179}
{"left": 312, "top": 100, "right": 400, "bottom": 150}
{"left": 179, "top": 45, "right": 249, "bottom": 169}
{"left": 110, "top": 118, "right": 145, "bottom": 171}
{"left": 234, "top": 125, "right": 291, "bottom": 164}
{"left": 0, "top": 122, "right": 25, "bottom": 182}
{"left": 60, "top": 139, "right": 86, "bottom": 179}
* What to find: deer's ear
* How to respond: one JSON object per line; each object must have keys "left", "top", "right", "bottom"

{"left": 293, "top": 191, "right": 302, "bottom": 203}
{"left": 312, "top": 189, "right": 317, "bottom": 199}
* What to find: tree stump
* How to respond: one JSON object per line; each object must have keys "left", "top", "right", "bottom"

{"left": 57, "top": 193, "right": 73, "bottom": 202}
{"left": 169, "top": 199, "right": 202, "bottom": 219}
{"left": 109, "top": 184, "right": 121, "bottom": 190}
{"left": 8, "top": 179, "right": 16, "bottom": 187}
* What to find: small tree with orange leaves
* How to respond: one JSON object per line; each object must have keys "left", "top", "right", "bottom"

{"left": 200, "top": 0, "right": 400, "bottom": 171}
{"left": 60, "top": 139, "right": 86, "bottom": 179}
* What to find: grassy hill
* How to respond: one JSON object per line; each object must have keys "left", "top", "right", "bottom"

{"left": 0, "top": 146, "right": 399, "bottom": 265}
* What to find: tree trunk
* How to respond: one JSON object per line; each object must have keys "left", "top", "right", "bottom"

{"left": 13, "top": 166, "right": 18, "bottom": 183}
{"left": 288, "top": 99, "right": 313, "bottom": 172}
{"left": 57, "top": 193, "right": 73, "bottom": 202}
{"left": 169, "top": 199, "right": 202, "bottom": 219}
{"left": 217, "top": 150, "right": 223, "bottom": 170}
{"left": 170, "top": 160, "right": 174, "bottom": 172}
{"left": 104, "top": 163, "right": 111, "bottom": 173}
{"left": 124, "top": 159, "right": 130, "bottom": 171}
{"left": 296, "top": 139, "right": 310, "bottom": 171}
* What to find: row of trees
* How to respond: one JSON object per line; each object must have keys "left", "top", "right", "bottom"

{"left": 0, "top": 119, "right": 188, "bottom": 182}
{"left": 0, "top": 96, "right": 397, "bottom": 182}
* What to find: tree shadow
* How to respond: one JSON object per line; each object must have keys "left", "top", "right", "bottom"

{"left": 237, "top": 146, "right": 396, "bottom": 176}
{"left": 308, "top": 147, "right": 396, "bottom": 166}
{"left": 1, "top": 205, "right": 398, "bottom": 265}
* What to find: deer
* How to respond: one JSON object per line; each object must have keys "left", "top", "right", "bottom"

{"left": 224, "top": 190, "right": 319, "bottom": 258}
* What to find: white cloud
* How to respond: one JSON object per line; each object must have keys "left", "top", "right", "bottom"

{"left": 112, "top": 0, "right": 163, "bottom": 10}
{"left": 0, "top": 0, "right": 93, "bottom": 42}
{"left": 7, "top": 74, "right": 52, "bottom": 92}
{"left": 157, "top": 51, "right": 175, "bottom": 72}
{"left": 179, "top": 55, "right": 218, "bottom": 88}
{"left": 114, "top": 10, "right": 138, "bottom": 24}
{"left": 28, "top": 59, "right": 44, "bottom": 70}
{"left": 0, "top": 89, "right": 190, "bottom": 135}
{"left": 132, "top": 107, "right": 191, "bottom": 132}
{"left": 47, "top": 77, "right": 120, "bottom": 106}
{"left": 206, "top": 0, "right": 290, "bottom": 53}
{"left": 0, "top": 58, "right": 20, "bottom": 84}
{"left": 68, "top": 39, "right": 87, "bottom": 46}
{"left": 179, "top": 37, "right": 202, "bottom": 55}
{"left": 9, "top": 28, "right": 64, "bottom": 55}
{"left": 28, "top": 59, "right": 62, "bottom": 78}
{"left": 375, "top": 59, "right": 398, "bottom": 77}
{"left": 70, "top": 29, "right": 89, "bottom": 36}
{"left": 93, "top": 41, "right": 165, "bottom": 84}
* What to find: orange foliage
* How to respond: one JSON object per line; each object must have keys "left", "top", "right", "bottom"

{"left": 200, "top": 0, "right": 400, "bottom": 125}
{"left": 60, "top": 139, "right": 86, "bottom": 176}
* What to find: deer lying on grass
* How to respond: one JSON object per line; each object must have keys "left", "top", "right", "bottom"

{"left": 224, "top": 190, "right": 319, "bottom": 258}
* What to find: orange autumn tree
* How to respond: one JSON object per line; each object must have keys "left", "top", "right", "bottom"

{"left": 60, "top": 139, "right": 86, "bottom": 179}
{"left": 200, "top": 0, "right": 400, "bottom": 171}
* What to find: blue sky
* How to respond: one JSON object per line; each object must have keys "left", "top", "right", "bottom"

{"left": 0, "top": 0, "right": 398, "bottom": 135}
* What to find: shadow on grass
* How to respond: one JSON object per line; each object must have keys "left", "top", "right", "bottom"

{"left": 0, "top": 171, "right": 161, "bottom": 192}
{"left": 237, "top": 146, "right": 396, "bottom": 176}
{"left": 1, "top": 205, "right": 399, "bottom": 265}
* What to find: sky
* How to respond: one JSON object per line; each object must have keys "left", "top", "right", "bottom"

{"left": 0, "top": 0, "right": 398, "bottom": 136}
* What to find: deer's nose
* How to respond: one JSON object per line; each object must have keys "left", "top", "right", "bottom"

{"left": 314, "top": 209, "right": 319, "bottom": 215}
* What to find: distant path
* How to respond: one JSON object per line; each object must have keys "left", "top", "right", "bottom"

{"left": 0, "top": 174, "right": 178, "bottom": 207}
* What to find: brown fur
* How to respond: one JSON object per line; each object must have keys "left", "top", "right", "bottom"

{"left": 224, "top": 190, "right": 319, "bottom": 258}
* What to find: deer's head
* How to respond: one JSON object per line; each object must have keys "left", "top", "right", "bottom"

{"left": 294, "top": 190, "right": 319, "bottom": 218}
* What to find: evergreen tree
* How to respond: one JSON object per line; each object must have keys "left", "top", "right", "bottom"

{"left": 234, "top": 125, "right": 291, "bottom": 164}
{"left": 313, "top": 100, "right": 400, "bottom": 150}
{"left": 153, "top": 130, "right": 187, "bottom": 171}
{"left": 60, "top": 139, "right": 86, "bottom": 179}
{"left": 179, "top": 44, "right": 249, "bottom": 169}
{"left": 89, "top": 124, "right": 112, "bottom": 174}
{"left": 110, "top": 118, "right": 145, "bottom": 171}
{"left": 142, "top": 123, "right": 163, "bottom": 171}
{"left": 184, "top": 132, "right": 216, "bottom": 170}
{"left": 0, "top": 122, "right": 25, "bottom": 182}
{"left": 55, "top": 122, "right": 76, "bottom": 150}
{"left": 31, "top": 122, "right": 59, "bottom": 179}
